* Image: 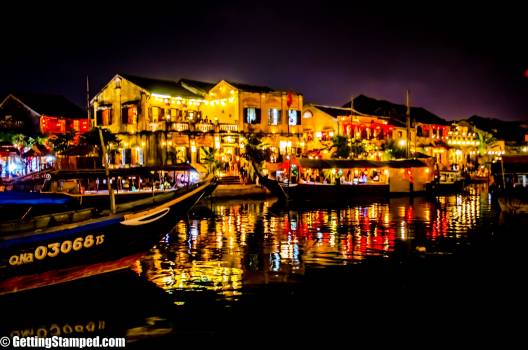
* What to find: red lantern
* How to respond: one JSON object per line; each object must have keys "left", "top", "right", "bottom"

{"left": 286, "top": 91, "right": 293, "bottom": 108}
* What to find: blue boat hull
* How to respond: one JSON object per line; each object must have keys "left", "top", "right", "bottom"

{"left": 0, "top": 180, "right": 213, "bottom": 283}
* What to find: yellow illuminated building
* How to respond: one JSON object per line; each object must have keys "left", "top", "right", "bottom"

{"left": 198, "top": 80, "right": 304, "bottom": 159}
{"left": 91, "top": 74, "right": 210, "bottom": 167}
{"left": 91, "top": 74, "right": 303, "bottom": 169}
{"left": 301, "top": 104, "right": 409, "bottom": 159}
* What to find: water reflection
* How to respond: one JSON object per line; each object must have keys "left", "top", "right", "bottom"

{"left": 136, "top": 184, "right": 496, "bottom": 301}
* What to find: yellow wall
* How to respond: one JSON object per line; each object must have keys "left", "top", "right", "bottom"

{"left": 302, "top": 105, "right": 338, "bottom": 136}
{"left": 389, "top": 166, "right": 433, "bottom": 192}
{"left": 91, "top": 75, "right": 204, "bottom": 166}
{"left": 202, "top": 80, "right": 303, "bottom": 136}
{"left": 201, "top": 81, "right": 239, "bottom": 126}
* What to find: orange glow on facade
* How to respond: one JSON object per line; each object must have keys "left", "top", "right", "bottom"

{"left": 40, "top": 115, "right": 90, "bottom": 135}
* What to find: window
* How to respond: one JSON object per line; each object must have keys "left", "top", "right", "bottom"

{"left": 96, "top": 108, "right": 113, "bottom": 126}
{"left": 288, "top": 110, "right": 301, "bottom": 126}
{"left": 122, "top": 105, "right": 137, "bottom": 125}
{"left": 151, "top": 107, "right": 161, "bottom": 123}
{"left": 268, "top": 108, "right": 281, "bottom": 125}
{"left": 244, "top": 108, "right": 261, "bottom": 124}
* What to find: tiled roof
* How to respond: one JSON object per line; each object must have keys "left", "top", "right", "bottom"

{"left": 119, "top": 74, "right": 203, "bottom": 99}
{"left": 344, "top": 95, "right": 449, "bottom": 125}
{"left": 6, "top": 93, "right": 86, "bottom": 119}
{"left": 226, "top": 81, "right": 275, "bottom": 93}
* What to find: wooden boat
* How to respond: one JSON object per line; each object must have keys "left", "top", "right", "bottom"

{"left": 426, "top": 170, "right": 466, "bottom": 195}
{"left": 262, "top": 158, "right": 432, "bottom": 202}
{"left": 491, "top": 156, "right": 528, "bottom": 214}
{"left": 0, "top": 172, "right": 216, "bottom": 283}
{"left": 14, "top": 164, "right": 201, "bottom": 207}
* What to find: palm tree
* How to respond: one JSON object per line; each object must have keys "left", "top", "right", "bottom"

{"left": 201, "top": 147, "right": 221, "bottom": 175}
{"left": 242, "top": 134, "right": 271, "bottom": 179}
{"left": 11, "top": 133, "right": 27, "bottom": 150}
{"left": 476, "top": 130, "right": 495, "bottom": 156}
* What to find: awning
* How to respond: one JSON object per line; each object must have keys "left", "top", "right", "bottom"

{"left": 46, "top": 164, "right": 198, "bottom": 180}
{"left": 298, "top": 158, "right": 427, "bottom": 169}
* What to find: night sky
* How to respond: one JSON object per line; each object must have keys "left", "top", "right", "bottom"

{"left": 1, "top": 1, "right": 527, "bottom": 121}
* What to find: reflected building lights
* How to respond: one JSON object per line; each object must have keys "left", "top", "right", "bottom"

{"left": 138, "top": 187, "right": 489, "bottom": 302}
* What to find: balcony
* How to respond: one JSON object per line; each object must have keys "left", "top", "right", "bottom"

{"left": 219, "top": 124, "right": 238, "bottom": 133}
{"left": 171, "top": 123, "right": 189, "bottom": 132}
{"left": 195, "top": 123, "right": 214, "bottom": 133}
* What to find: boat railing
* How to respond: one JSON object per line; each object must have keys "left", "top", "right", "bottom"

{"left": 1, "top": 176, "right": 213, "bottom": 234}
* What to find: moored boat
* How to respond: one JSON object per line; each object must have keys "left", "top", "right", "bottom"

{"left": 426, "top": 170, "right": 467, "bottom": 195}
{"left": 491, "top": 155, "right": 528, "bottom": 214}
{"left": 0, "top": 172, "right": 216, "bottom": 284}
{"left": 262, "top": 158, "right": 433, "bottom": 202}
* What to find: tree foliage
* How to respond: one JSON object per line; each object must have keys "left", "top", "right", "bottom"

{"left": 242, "top": 134, "right": 271, "bottom": 177}
{"left": 383, "top": 139, "right": 407, "bottom": 159}
{"left": 201, "top": 147, "right": 221, "bottom": 175}
{"left": 331, "top": 135, "right": 350, "bottom": 158}
{"left": 80, "top": 127, "right": 120, "bottom": 148}
{"left": 350, "top": 140, "right": 366, "bottom": 158}
{"left": 49, "top": 131, "right": 76, "bottom": 154}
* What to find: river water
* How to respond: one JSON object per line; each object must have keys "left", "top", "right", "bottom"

{"left": 2, "top": 184, "right": 527, "bottom": 347}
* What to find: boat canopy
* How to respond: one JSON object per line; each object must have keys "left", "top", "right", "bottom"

{"left": 0, "top": 192, "right": 73, "bottom": 205}
{"left": 297, "top": 158, "right": 427, "bottom": 169}
{"left": 46, "top": 164, "right": 198, "bottom": 180}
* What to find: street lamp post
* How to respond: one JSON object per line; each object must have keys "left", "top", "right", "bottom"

{"left": 165, "top": 114, "right": 171, "bottom": 165}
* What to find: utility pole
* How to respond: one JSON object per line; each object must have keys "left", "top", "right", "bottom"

{"left": 350, "top": 95, "right": 354, "bottom": 141}
{"left": 99, "top": 128, "right": 116, "bottom": 214}
{"left": 406, "top": 89, "right": 411, "bottom": 158}
{"left": 86, "top": 76, "right": 91, "bottom": 121}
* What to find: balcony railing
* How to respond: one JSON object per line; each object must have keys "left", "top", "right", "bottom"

{"left": 219, "top": 124, "right": 238, "bottom": 132}
{"left": 171, "top": 123, "right": 189, "bottom": 132}
{"left": 195, "top": 123, "right": 214, "bottom": 132}
{"left": 145, "top": 121, "right": 238, "bottom": 133}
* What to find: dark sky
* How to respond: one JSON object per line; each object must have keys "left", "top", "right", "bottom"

{"left": 1, "top": 1, "right": 528, "bottom": 121}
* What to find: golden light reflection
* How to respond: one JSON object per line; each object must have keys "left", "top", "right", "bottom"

{"left": 138, "top": 186, "right": 488, "bottom": 301}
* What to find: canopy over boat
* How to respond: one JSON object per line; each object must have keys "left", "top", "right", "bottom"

{"left": 45, "top": 164, "right": 198, "bottom": 180}
{"left": 297, "top": 158, "right": 428, "bottom": 169}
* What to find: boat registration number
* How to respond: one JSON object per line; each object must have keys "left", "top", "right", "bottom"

{"left": 8, "top": 234, "right": 105, "bottom": 266}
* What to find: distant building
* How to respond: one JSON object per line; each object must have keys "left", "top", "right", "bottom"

{"left": 301, "top": 103, "right": 407, "bottom": 159}
{"left": 0, "top": 93, "right": 89, "bottom": 136}
{"left": 346, "top": 95, "right": 450, "bottom": 166}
